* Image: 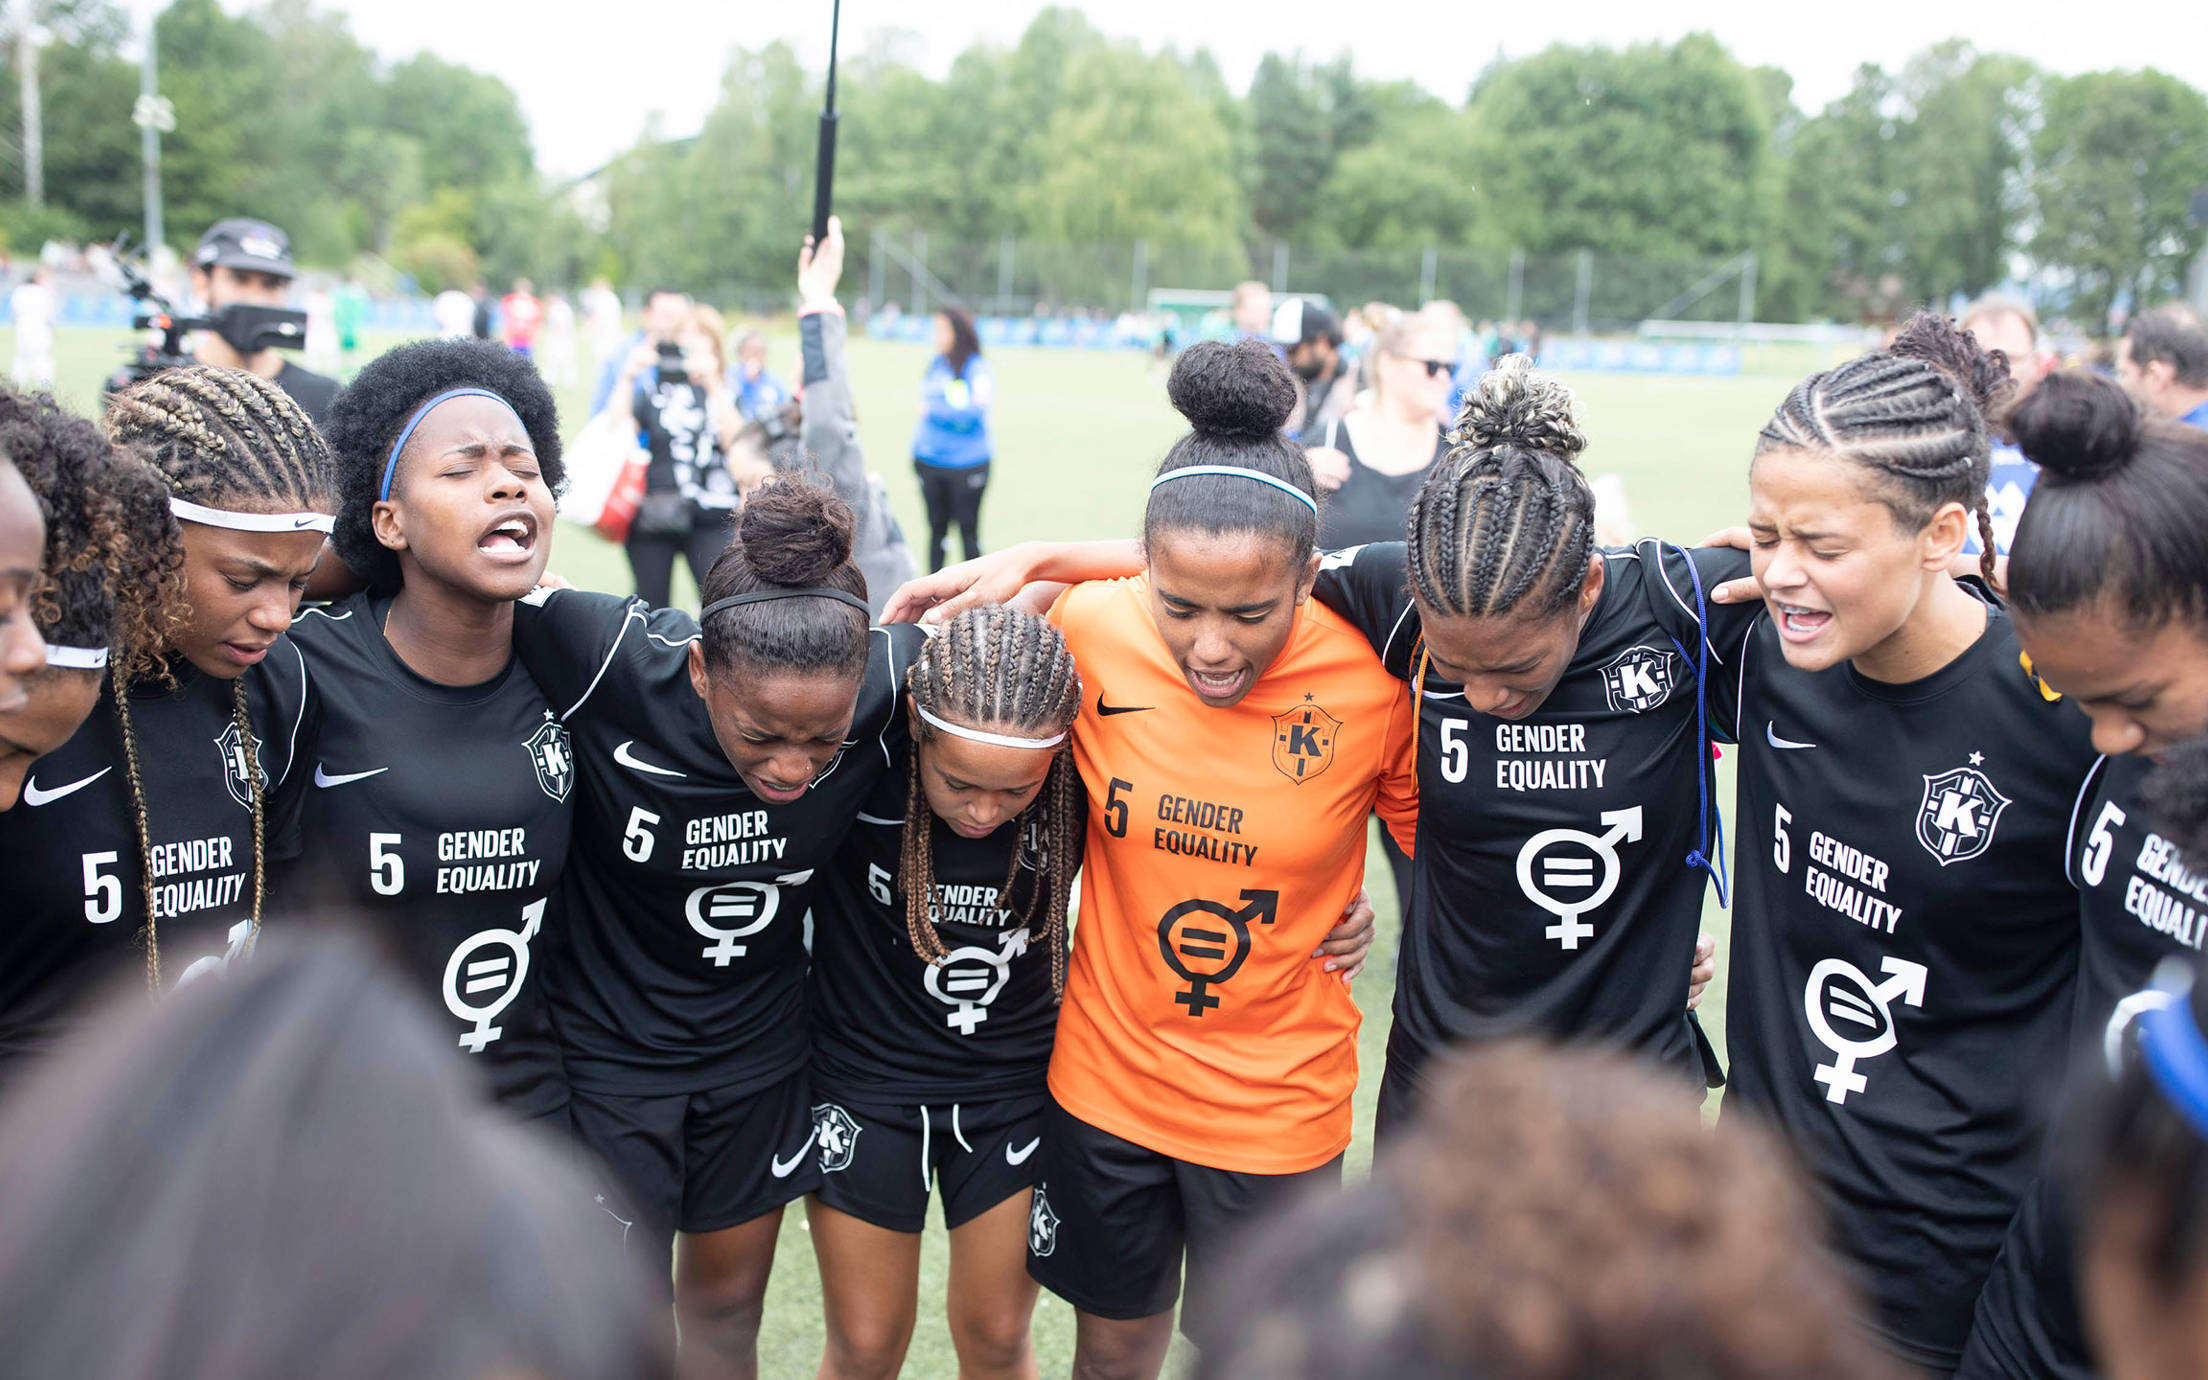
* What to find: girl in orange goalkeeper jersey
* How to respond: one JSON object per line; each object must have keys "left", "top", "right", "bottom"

{"left": 908, "top": 339, "right": 1417, "bottom": 1380}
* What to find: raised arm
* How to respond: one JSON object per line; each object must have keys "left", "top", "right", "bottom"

{"left": 795, "top": 217, "right": 869, "bottom": 524}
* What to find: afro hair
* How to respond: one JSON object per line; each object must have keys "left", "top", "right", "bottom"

{"left": 0, "top": 383, "right": 180, "bottom": 679}
{"left": 324, "top": 338, "right": 564, "bottom": 592}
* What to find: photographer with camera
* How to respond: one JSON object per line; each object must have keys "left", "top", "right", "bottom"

{"left": 602, "top": 300, "right": 748, "bottom": 607}
{"left": 185, "top": 219, "right": 338, "bottom": 425}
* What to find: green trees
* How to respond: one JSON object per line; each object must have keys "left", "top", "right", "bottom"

{"left": 0, "top": 0, "right": 547, "bottom": 286}
{"left": 2, "top": 0, "right": 2203, "bottom": 323}
{"left": 2030, "top": 68, "right": 2208, "bottom": 323}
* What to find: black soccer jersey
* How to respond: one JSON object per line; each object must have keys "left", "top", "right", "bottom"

{"left": 1963, "top": 752, "right": 2196, "bottom": 1379}
{"left": 0, "top": 647, "right": 313, "bottom": 1067}
{"left": 508, "top": 588, "right": 920, "bottom": 1096}
{"left": 809, "top": 761, "right": 1079, "bottom": 1104}
{"left": 1719, "top": 596, "right": 2097, "bottom": 1371}
{"left": 280, "top": 593, "right": 574, "bottom": 1117}
{"left": 1312, "top": 540, "right": 1752, "bottom": 1086}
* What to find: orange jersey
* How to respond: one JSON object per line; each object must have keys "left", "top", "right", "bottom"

{"left": 1046, "top": 577, "right": 1418, "bottom": 1173}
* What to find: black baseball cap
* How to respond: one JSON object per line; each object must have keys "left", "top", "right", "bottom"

{"left": 194, "top": 218, "right": 294, "bottom": 279}
{"left": 1274, "top": 299, "right": 1341, "bottom": 348}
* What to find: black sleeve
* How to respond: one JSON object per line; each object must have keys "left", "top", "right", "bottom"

{"left": 255, "top": 637, "right": 318, "bottom": 864}
{"left": 1311, "top": 542, "right": 1420, "bottom": 680}
{"left": 509, "top": 587, "right": 667, "bottom": 719}
{"left": 1635, "top": 540, "right": 1758, "bottom": 744}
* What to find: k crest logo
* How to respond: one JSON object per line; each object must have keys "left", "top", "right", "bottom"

{"left": 1028, "top": 1184, "right": 1061, "bottom": 1257}
{"left": 811, "top": 1103, "right": 861, "bottom": 1173}
{"left": 1916, "top": 759, "right": 2012, "bottom": 866}
{"left": 214, "top": 720, "right": 268, "bottom": 810}
{"left": 1602, "top": 646, "right": 1677, "bottom": 714}
{"left": 1271, "top": 694, "right": 1341, "bottom": 785}
{"left": 525, "top": 713, "right": 574, "bottom": 803}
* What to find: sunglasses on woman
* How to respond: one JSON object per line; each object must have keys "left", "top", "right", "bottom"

{"left": 1404, "top": 357, "right": 1454, "bottom": 378}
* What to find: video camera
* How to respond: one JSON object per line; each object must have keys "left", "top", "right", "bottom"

{"left": 103, "top": 234, "right": 308, "bottom": 394}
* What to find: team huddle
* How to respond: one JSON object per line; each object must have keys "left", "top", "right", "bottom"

{"left": 5, "top": 214, "right": 2208, "bottom": 1380}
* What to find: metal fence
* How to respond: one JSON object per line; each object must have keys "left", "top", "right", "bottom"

{"left": 850, "top": 229, "right": 1759, "bottom": 334}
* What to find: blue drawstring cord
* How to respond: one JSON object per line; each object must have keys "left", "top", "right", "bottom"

{"left": 1664, "top": 543, "right": 1729, "bottom": 909}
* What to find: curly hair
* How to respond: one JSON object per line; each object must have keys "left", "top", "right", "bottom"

{"left": 321, "top": 338, "right": 565, "bottom": 592}
{"left": 1199, "top": 1043, "right": 1904, "bottom": 1380}
{"left": 0, "top": 384, "right": 180, "bottom": 684}
{"left": 1756, "top": 311, "right": 2011, "bottom": 584}
{"left": 1406, "top": 354, "right": 1595, "bottom": 622}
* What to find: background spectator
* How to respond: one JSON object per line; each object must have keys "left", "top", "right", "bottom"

{"left": 911, "top": 304, "right": 994, "bottom": 571}
{"left": 2117, "top": 303, "right": 2208, "bottom": 430}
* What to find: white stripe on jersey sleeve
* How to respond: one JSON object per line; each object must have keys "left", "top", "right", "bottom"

{"left": 274, "top": 637, "right": 308, "bottom": 785}
{"left": 2063, "top": 755, "right": 2112, "bottom": 890}
{"left": 1640, "top": 540, "right": 1733, "bottom": 666}
{"left": 1378, "top": 597, "right": 1416, "bottom": 668}
{"left": 561, "top": 601, "right": 648, "bottom": 721}
{"left": 871, "top": 627, "right": 896, "bottom": 770}
{"left": 1731, "top": 617, "right": 1758, "bottom": 745}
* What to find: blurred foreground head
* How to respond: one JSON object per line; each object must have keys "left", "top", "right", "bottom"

{"left": 1199, "top": 1042, "right": 1901, "bottom": 1380}
{"left": 0, "top": 936, "right": 665, "bottom": 1380}
{"left": 2074, "top": 961, "right": 2208, "bottom": 1380}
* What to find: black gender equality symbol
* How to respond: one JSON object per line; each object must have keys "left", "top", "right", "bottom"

{"left": 1156, "top": 889, "right": 1280, "bottom": 1016}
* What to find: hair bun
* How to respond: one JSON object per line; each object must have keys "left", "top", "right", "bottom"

{"left": 1450, "top": 354, "right": 1587, "bottom": 462}
{"left": 2009, "top": 369, "right": 2145, "bottom": 482}
{"left": 1888, "top": 311, "right": 2014, "bottom": 425}
{"left": 1167, "top": 339, "right": 1296, "bottom": 439}
{"left": 736, "top": 477, "right": 855, "bottom": 586}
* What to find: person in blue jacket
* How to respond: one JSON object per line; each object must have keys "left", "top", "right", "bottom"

{"left": 911, "top": 306, "right": 993, "bottom": 572}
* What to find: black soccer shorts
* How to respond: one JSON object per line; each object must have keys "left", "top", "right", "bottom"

{"left": 1024, "top": 1094, "right": 1343, "bottom": 1345}
{"left": 568, "top": 1066, "right": 823, "bottom": 1289}
{"left": 810, "top": 1091, "right": 1047, "bottom": 1233}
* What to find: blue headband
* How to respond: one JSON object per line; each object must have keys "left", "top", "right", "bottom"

{"left": 379, "top": 389, "right": 526, "bottom": 502}
{"left": 1148, "top": 465, "right": 1318, "bottom": 515}
{"left": 2141, "top": 983, "right": 2208, "bottom": 1144}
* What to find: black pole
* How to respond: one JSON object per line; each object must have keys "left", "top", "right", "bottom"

{"left": 811, "top": 0, "right": 841, "bottom": 243}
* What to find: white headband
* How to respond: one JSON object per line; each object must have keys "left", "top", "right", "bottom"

{"left": 915, "top": 703, "right": 1067, "bottom": 750}
{"left": 1149, "top": 465, "right": 1319, "bottom": 515}
{"left": 169, "top": 496, "right": 334, "bottom": 534}
{"left": 44, "top": 644, "right": 109, "bottom": 669}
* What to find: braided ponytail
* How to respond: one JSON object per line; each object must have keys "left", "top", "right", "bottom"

{"left": 1755, "top": 312, "right": 2011, "bottom": 586}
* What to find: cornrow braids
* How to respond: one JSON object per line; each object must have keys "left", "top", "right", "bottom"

{"left": 899, "top": 606, "right": 1084, "bottom": 998}
{"left": 98, "top": 366, "right": 317, "bottom": 992}
{"left": 1755, "top": 312, "right": 2011, "bottom": 586}
{"left": 1406, "top": 355, "right": 1597, "bottom": 621}
{"left": 105, "top": 366, "right": 333, "bottom": 518}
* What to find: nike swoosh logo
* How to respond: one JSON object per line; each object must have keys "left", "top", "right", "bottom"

{"left": 1766, "top": 721, "right": 1818, "bottom": 751}
{"left": 1005, "top": 1136, "right": 1041, "bottom": 1167}
{"left": 1096, "top": 695, "right": 1152, "bottom": 717}
{"left": 21, "top": 766, "right": 111, "bottom": 807}
{"left": 614, "top": 740, "right": 686, "bottom": 778}
{"left": 770, "top": 1141, "right": 813, "bottom": 1178}
{"left": 314, "top": 764, "right": 390, "bottom": 788}
{"left": 293, "top": 516, "right": 319, "bottom": 529}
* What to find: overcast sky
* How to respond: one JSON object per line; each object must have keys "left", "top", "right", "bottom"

{"left": 310, "top": 0, "right": 2192, "bottom": 179}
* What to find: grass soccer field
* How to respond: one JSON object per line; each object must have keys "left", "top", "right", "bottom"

{"left": 8, "top": 322, "right": 1821, "bottom": 1374}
